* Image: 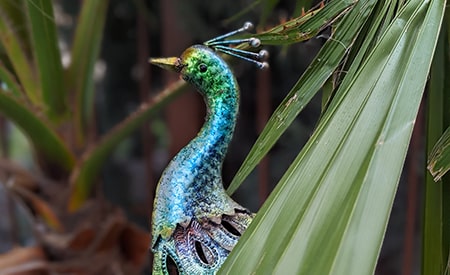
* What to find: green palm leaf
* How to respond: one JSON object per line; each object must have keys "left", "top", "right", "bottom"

{"left": 227, "top": 0, "right": 377, "bottom": 194}
{"left": 219, "top": 0, "right": 445, "bottom": 273}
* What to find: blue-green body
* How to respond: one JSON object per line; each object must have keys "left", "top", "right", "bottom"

{"left": 151, "top": 45, "right": 253, "bottom": 274}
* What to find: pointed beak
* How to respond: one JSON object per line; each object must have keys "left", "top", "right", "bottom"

{"left": 149, "top": 57, "right": 181, "bottom": 73}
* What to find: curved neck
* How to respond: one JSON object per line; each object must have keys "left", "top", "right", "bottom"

{"left": 194, "top": 90, "right": 239, "bottom": 165}
{"left": 152, "top": 48, "right": 241, "bottom": 242}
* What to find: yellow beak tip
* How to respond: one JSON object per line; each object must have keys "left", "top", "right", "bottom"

{"left": 149, "top": 57, "right": 180, "bottom": 72}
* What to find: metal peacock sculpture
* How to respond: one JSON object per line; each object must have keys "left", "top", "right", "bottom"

{"left": 149, "top": 22, "right": 268, "bottom": 274}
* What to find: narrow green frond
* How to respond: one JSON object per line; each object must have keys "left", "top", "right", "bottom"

{"left": 254, "top": 0, "right": 356, "bottom": 45}
{"left": 220, "top": 0, "right": 444, "bottom": 273}
{"left": 320, "top": 0, "right": 397, "bottom": 115}
{"left": 338, "top": 0, "right": 395, "bottom": 84}
{"left": 227, "top": 0, "right": 377, "bottom": 195}
{"left": 66, "top": 0, "right": 109, "bottom": 145}
{"left": 0, "top": 8, "right": 41, "bottom": 105}
{"left": 26, "top": 0, "right": 66, "bottom": 118}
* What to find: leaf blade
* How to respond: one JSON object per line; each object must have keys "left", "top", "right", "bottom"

{"left": 26, "top": 0, "right": 66, "bottom": 117}
{"left": 0, "top": 6, "right": 41, "bottom": 105}
{"left": 255, "top": 0, "right": 355, "bottom": 45}
{"left": 227, "top": 0, "right": 377, "bottom": 195}
{"left": 219, "top": 0, "right": 444, "bottom": 273}
{"left": 67, "top": 0, "right": 109, "bottom": 145}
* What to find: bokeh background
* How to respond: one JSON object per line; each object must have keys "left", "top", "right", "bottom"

{"left": 0, "top": 0, "right": 423, "bottom": 274}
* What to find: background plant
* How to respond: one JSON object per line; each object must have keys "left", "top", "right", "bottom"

{"left": 0, "top": 0, "right": 448, "bottom": 274}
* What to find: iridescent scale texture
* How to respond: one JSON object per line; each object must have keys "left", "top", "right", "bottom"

{"left": 152, "top": 45, "right": 253, "bottom": 274}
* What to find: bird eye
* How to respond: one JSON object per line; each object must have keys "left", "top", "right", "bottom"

{"left": 199, "top": 64, "right": 207, "bottom": 73}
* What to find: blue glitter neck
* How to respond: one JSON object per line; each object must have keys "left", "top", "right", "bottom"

{"left": 152, "top": 46, "right": 241, "bottom": 241}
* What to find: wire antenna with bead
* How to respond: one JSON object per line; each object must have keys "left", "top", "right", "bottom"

{"left": 204, "top": 22, "right": 269, "bottom": 69}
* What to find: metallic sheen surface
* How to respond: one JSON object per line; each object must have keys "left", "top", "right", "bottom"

{"left": 151, "top": 45, "right": 253, "bottom": 274}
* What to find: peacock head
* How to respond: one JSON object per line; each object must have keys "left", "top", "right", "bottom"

{"left": 149, "top": 22, "right": 268, "bottom": 93}
{"left": 149, "top": 45, "right": 232, "bottom": 91}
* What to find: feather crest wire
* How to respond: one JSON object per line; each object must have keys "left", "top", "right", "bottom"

{"left": 204, "top": 22, "right": 269, "bottom": 69}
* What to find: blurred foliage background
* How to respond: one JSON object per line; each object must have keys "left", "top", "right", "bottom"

{"left": 0, "top": 0, "right": 448, "bottom": 274}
